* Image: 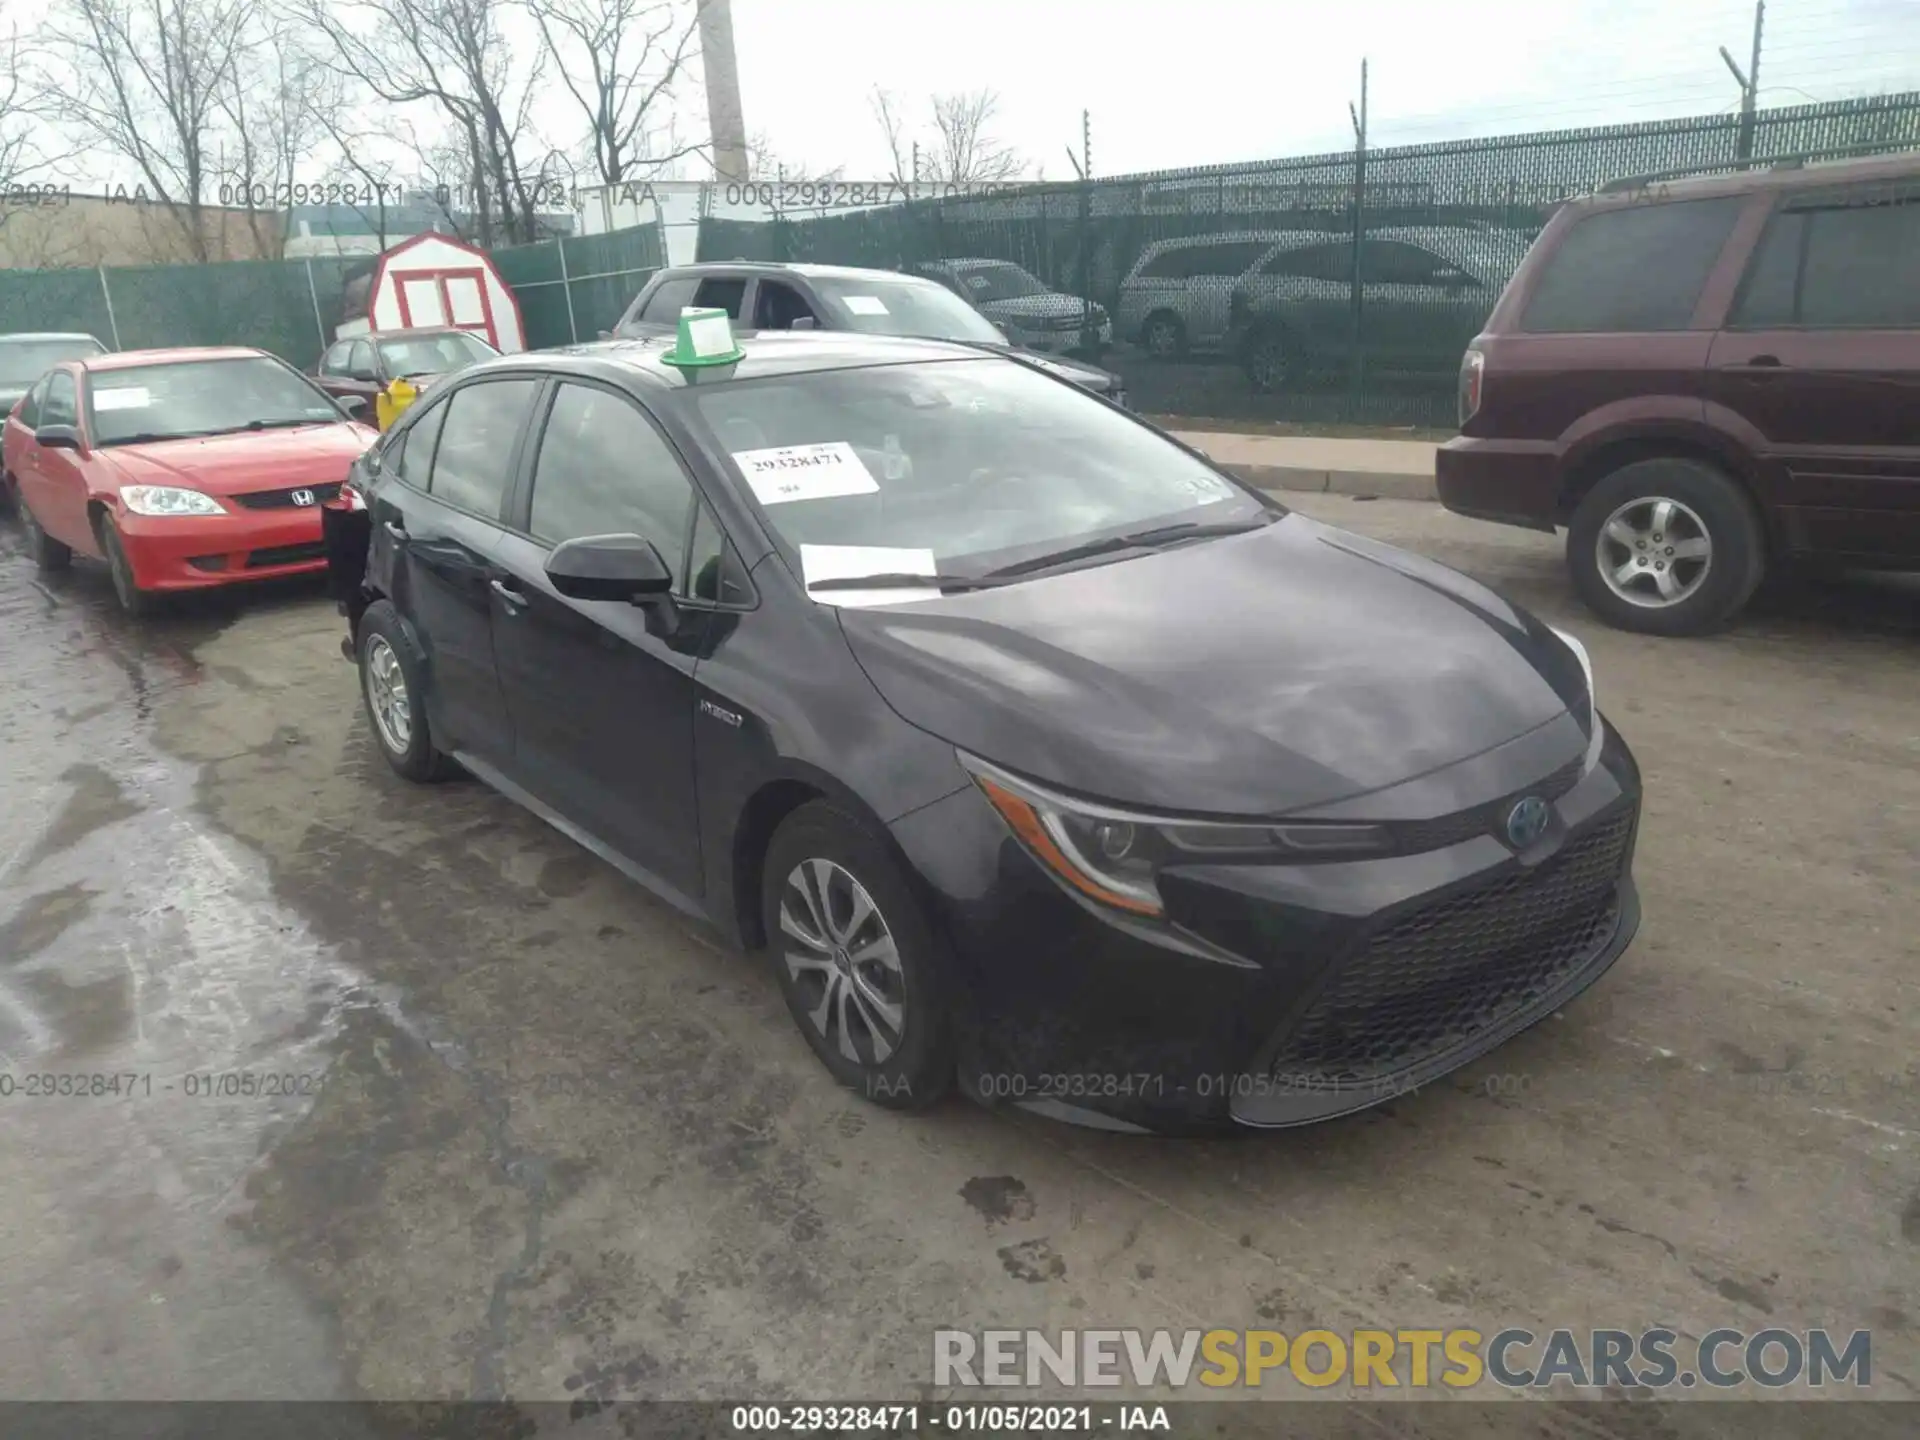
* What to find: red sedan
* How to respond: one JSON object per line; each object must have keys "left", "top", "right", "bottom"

{"left": 3, "top": 346, "right": 377, "bottom": 614}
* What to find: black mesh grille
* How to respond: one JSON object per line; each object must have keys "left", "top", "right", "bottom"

{"left": 1267, "top": 809, "right": 1633, "bottom": 1087}
{"left": 244, "top": 541, "right": 326, "bottom": 569}
{"left": 1392, "top": 753, "right": 1586, "bottom": 854}
{"left": 231, "top": 482, "right": 342, "bottom": 510}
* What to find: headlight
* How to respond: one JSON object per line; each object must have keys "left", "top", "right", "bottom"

{"left": 1549, "top": 624, "right": 1605, "bottom": 773}
{"left": 121, "top": 485, "right": 225, "bottom": 517}
{"left": 961, "top": 754, "right": 1388, "bottom": 917}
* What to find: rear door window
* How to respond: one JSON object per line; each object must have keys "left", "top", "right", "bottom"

{"left": 1734, "top": 188, "right": 1920, "bottom": 329}
{"left": 391, "top": 398, "right": 450, "bottom": 490}
{"left": 426, "top": 378, "right": 538, "bottom": 520}
{"left": 1259, "top": 242, "right": 1353, "bottom": 283}
{"left": 1521, "top": 196, "right": 1744, "bottom": 332}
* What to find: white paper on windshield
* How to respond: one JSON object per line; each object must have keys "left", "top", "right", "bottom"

{"left": 733, "top": 442, "right": 879, "bottom": 505}
{"left": 92, "top": 387, "right": 151, "bottom": 411}
{"left": 800, "top": 544, "right": 940, "bottom": 608}
{"left": 842, "top": 295, "right": 889, "bottom": 315}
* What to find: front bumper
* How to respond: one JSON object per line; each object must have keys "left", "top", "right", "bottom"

{"left": 1018, "top": 321, "right": 1113, "bottom": 355}
{"left": 1436, "top": 437, "right": 1562, "bottom": 533}
{"left": 116, "top": 503, "right": 328, "bottom": 591}
{"left": 889, "top": 721, "right": 1642, "bottom": 1134}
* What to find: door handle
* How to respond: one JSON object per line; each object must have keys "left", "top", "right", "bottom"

{"left": 382, "top": 519, "right": 407, "bottom": 539}
{"left": 489, "top": 578, "right": 527, "bottom": 612}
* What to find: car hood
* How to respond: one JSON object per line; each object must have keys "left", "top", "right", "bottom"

{"left": 980, "top": 293, "right": 1102, "bottom": 322}
{"left": 836, "top": 515, "right": 1585, "bottom": 816}
{"left": 102, "top": 423, "right": 379, "bottom": 496}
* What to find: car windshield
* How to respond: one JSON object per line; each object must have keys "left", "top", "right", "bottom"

{"left": 810, "top": 277, "right": 1005, "bottom": 345}
{"left": 952, "top": 263, "right": 1049, "bottom": 302}
{"left": 694, "top": 357, "right": 1266, "bottom": 582}
{"left": 376, "top": 331, "right": 497, "bottom": 377}
{"left": 86, "top": 357, "right": 347, "bottom": 446}
{"left": 0, "top": 338, "right": 103, "bottom": 386}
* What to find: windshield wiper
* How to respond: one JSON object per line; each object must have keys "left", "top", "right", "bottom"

{"left": 807, "top": 572, "right": 1009, "bottom": 594}
{"left": 197, "top": 417, "right": 332, "bottom": 435}
{"left": 982, "top": 517, "right": 1276, "bottom": 580}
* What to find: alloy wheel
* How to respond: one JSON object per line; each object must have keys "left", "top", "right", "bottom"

{"left": 364, "top": 634, "right": 413, "bottom": 753}
{"left": 778, "top": 857, "right": 907, "bottom": 1066}
{"left": 1595, "top": 496, "right": 1713, "bottom": 609}
{"left": 1144, "top": 319, "right": 1180, "bottom": 357}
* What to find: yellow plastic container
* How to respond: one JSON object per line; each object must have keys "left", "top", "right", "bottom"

{"left": 375, "top": 375, "right": 418, "bottom": 432}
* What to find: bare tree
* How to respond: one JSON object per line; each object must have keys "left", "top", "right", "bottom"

{"left": 740, "top": 128, "right": 843, "bottom": 184}
{"left": 869, "top": 87, "right": 911, "bottom": 185}
{"left": 34, "top": 0, "right": 256, "bottom": 261}
{"left": 289, "top": 0, "right": 554, "bottom": 246}
{"left": 926, "top": 89, "right": 1024, "bottom": 185}
{"left": 524, "top": 0, "right": 702, "bottom": 188}
{"left": 214, "top": 24, "right": 333, "bottom": 258}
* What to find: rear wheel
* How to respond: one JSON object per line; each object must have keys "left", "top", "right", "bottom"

{"left": 98, "top": 512, "right": 157, "bottom": 616}
{"left": 1243, "top": 329, "right": 1289, "bottom": 392}
{"left": 1566, "top": 458, "right": 1765, "bottom": 636}
{"left": 20, "top": 495, "right": 72, "bottom": 572}
{"left": 761, "top": 801, "right": 956, "bottom": 1110}
{"left": 1141, "top": 311, "right": 1186, "bottom": 359}
{"left": 357, "top": 599, "right": 459, "bottom": 782}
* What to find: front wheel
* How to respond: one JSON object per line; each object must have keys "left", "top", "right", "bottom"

{"left": 761, "top": 802, "right": 956, "bottom": 1111}
{"left": 99, "top": 512, "right": 157, "bottom": 616}
{"left": 1566, "top": 458, "right": 1765, "bottom": 636}
{"left": 1243, "top": 330, "right": 1289, "bottom": 392}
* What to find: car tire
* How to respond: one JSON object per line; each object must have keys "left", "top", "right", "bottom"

{"left": 1141, "top": 312, "right": 1186, "bottom": 359}
{"left": 1567, "top": 458, "right": 1765, "bottom": 637}
{"left": 20, "top": 495, "right": 72, "bottom": 572}
{"left": 1243, "top": 329, "right": 1289, "bottom": 393}
{"left": 98, "top": 511, "right": 157, "bottom": 616}
{"left": 761, "top": 801, "right": 956, "bottom": 1111}
{"left": 356, "top": 598, "right": 459, "bottom": 782}
{"left": 0, "top": 471, "right": 15, "bottom": 514}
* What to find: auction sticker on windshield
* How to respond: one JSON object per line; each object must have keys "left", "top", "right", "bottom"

{"left": 92, "top": 387, "right": 151, "bottom": 411}
{"left": 734, "top": 442, "right": 880, "bottom": 506}
{"left": 842, "top": 295, "right": 889, "bottom": 315}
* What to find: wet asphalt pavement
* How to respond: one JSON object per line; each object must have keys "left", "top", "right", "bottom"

{"left": 0, "top": 496, "right": 1915, "bottom": 1432}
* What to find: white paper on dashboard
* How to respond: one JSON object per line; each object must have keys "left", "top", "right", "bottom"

{"left": 842, "top": 295, "right": 889, "bottom": 315}
{"left": 799, "top": 544, "right": 940, "bottom": 607}
{"left": 92, "top": 387, "right": 151, "bottom": 411}
{"left": 733, "top": 441, "right": 880, "bottom": 505}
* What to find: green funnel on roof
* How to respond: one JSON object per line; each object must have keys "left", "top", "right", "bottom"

{"left": 659, "top": 306, "right": 745, "bottom": 368}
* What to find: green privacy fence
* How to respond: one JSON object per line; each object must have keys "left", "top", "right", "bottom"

{"left": 0, "top": 225, "right": 661, "bottom": 365}
{"left": 698, "top": 93, "right": 1920, "bottom": 428}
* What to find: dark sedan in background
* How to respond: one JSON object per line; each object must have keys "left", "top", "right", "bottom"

{"left": 324, "top": 328, "right": 1639, "bottom": 1134}
{"left": 613, "top": 262, "right": 1128, "bottom": 405}
{"left": 310, "top": 326, "right": 500, "bottom": 407}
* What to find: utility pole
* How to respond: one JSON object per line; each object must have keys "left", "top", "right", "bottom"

{"left": 696, "top": 0, "right": 750, "bottom": 182}
{"left": 1720, "top": 0, "right": 1766, "bottom": 162}
{"left": 1347, "top": 59, "right": 1368, "bottom": 411}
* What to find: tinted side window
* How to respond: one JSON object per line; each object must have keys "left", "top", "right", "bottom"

{"left": 1798, "top": 197, "right": 1920, "bottom": 328}
{"left": 1194, "top": 241, "right": 1274, "bottom": 278}
{"left": 640, "top": 276, "right": 700, "bottom": 323}
{"left": 43, "top": 372, "right": 78, "bottom": 427}
{"left": 427, "top": 379, "right": 537, "bottom": 518}
{"left": 692, "top": 277, "right": 747, "bottom": 318}
{"left": 18, "top": 376, "right": 47, "bottom": 427}
{"left": 1364, "top": 241, "right": 1481, "bottom": 288}
{"left": 1522, "top": 196, "right": 1743, "bottom": 333}
{"left": 1136, "top": 248, "right": 1190, "bottom": 280}
{"left": 1260, "top": 243, "right": 1351, "bottom": 282}
{"left": 528, "top": 383, "right": 694, "bottom": 556}
{"left": 393, "top": 398, "right": 450, "bottom": 489}
{"left": 1730, "top": 211, "right": 1807, "bottom": 328}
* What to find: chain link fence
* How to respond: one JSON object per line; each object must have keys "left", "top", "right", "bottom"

{"left": 697, "top": 93, "right": 1920, "bottom": 428}
{"left": 0, "top": 226, "right": 661, "bottom": 366}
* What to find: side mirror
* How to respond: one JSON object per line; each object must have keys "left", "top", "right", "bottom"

{"left": 546, "top": 532, "right": 674, "bottom": 603}
{"left": 790, "top": 316, "right": 817, "bottom": 331}
{"left": 337, "top": 395, "right": 370, "bottom": 419}
{"left": 35, "top": 423, "right": 84, "bottom": 452}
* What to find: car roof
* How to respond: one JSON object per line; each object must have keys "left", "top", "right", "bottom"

{"left": 1135, "top": 231, "right": 1304, "bottom": 255}
{"left": 0, "top": 332, "right": 104, "bottom": 344}
{"left": 82, "top": 346, "right": 267, "bottom": 371}
{"left": 656, "top": 261, "right": 937, "bottom": 285}
{"left": 1579, "top": 148, "right": 1920, "bottom": 206}
{"left": 485, "top": 332, "right": 996, "bottom": 389}
{"left": 368, "top": 326, "right": 478, "bottom": 338}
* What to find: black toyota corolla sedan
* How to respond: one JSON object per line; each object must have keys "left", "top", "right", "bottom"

{"left": 322, "top": 327, "right": 1641, "bottom": 1135}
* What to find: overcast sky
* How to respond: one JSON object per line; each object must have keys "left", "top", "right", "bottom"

{"left": 721, "top": 0, "right": 1920, "bottom": 180}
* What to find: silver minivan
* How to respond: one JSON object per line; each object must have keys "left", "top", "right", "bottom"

{"left": 1116, "top": 231, "right": 1302, "bottom": 358}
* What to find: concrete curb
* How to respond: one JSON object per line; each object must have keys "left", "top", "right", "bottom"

{"left": 1212, "top": 462, "right": 1440, "bottom": 503}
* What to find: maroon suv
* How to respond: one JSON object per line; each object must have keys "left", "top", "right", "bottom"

{"left": 1438, "top": 150, "right": 1920, "bottom": 635}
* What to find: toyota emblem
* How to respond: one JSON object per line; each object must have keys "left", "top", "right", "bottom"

{"left": 1505, "top": 796, "right": 1551, "bottom": 849}
{"left": 290, "top": 488, "right": 317, "bottom": 507}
